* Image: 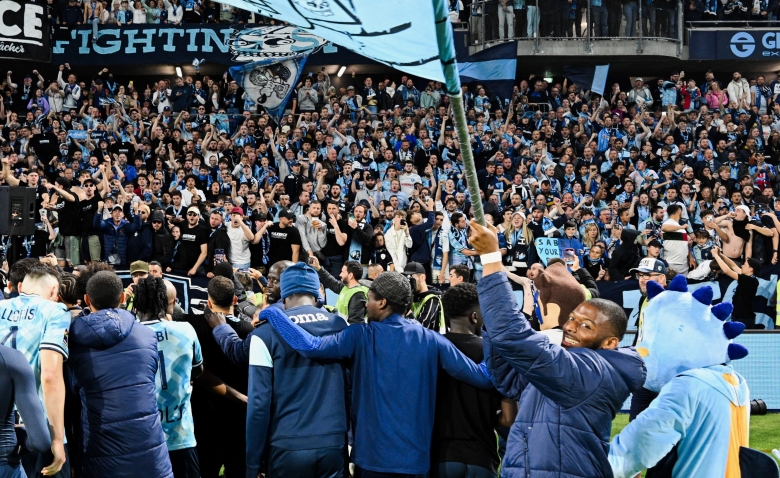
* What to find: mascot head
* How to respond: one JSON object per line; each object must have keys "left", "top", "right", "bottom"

{"left": 637, "top": 274, "right": 748, "bottom": 392}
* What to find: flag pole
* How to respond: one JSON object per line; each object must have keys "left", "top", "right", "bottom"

{"left": 433, "top": 0, "right": 486, "bottom": 226}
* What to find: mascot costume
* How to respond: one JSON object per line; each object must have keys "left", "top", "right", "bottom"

{"left": 608, "top": 275, "right": 779, "bottom": 478}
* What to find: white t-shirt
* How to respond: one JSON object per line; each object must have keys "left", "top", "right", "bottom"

{"left": 227, "top": 224, "right": 252, "bottom": 264}
{"left": 398, "top": 172, "right": 421, "bottom": 197}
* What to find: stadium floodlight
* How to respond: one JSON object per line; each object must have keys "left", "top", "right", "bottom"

{"left": 176, "top": 66, "right": 183, "bottom": 78}
{"left": 337, "top": 66, "right": 346, "bottom": 77}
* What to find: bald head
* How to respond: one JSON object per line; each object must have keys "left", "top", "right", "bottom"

{"left": 164, "top": 279, "right": 176, "bottom": 316}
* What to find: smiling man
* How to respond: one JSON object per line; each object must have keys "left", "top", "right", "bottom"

{"left": 469, "top": 220, "right": 646, "bottom": 478}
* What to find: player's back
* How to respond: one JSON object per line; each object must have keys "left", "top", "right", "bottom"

{"left": 142, "top": 318, "right": 202, "bottom": 452}
{"left": 0, "top": 293, "right": 70, "bottom": 395}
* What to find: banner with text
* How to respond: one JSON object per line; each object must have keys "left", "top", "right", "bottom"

{"left": 51, "top": 23, "right": 327, "bottom": 66}
{"left": 596, "top": 266, "right": 780, "bottom": 330}
{"left": 0, "top": 0, "right": 49, "bottom": 61}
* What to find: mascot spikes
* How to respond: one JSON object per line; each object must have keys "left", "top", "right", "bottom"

{"left": 636, "top": 274, "right": 747, "bottom": 393}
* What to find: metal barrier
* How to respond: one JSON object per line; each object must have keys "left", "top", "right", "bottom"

{"left": 471, "top": 0, "right": 683, "bottom": 52}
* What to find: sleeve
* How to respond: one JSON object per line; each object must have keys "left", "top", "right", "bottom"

{"left": 6, "top": 350, "right": 51, "bottom": 453}
{"left": 261, "top": 307, "right": 360, "bottom": 360}
{"left": 608, "top": 376, "right": 697, "bottom": 478}
{"left": 245, "top": 334, "right": 274, "bottom": 478}
{"left": 191, "top": 333, "right": 203, "bottom": 368}
{"left": 41, "top": 305, "right": 70, "bottom": 358}
{"left": 346, "top": 292, "right": 367, "bottom": 325}
{"left": 211, "top": 323, "right": 251, "bottom": 366}
{"left": 478, "top": 272, "right": 603, "bottom": 407}
{"left": 434, "top": 333, "right": 493, "bottom": 389}
{"left": 317, "top": 267, "right": 345, "bottom": 294}
{"left": 482, "top": 330, "right": 528, "bottom": 400}
{"left": 296, "top": 218, "right": 312, "bottom": 252}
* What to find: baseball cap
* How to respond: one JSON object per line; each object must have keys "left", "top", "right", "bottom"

{"left": 163, "top": 106, "right": 171, "bottom": 111}
{"left": 187, "top": 205, "right": 200, "bottom": 216}
{"left": 635, "top": 77, "right": 644, "bottom": 82}
{"left": 279, "top": 209, "right": 296, "bottom": 220}
{"left": 402, "top": 262, "right": 425, "bottom": 275}
{"left": 736, "top": 205, "right": 751, "bottom": 216}
{"left": 111, "top": 205, "right": 123, "bottom": 212}
{"left": 647, "top": 239, "right": 663, "bottom": 248}
{"left": 230, "top": 206, "right": 244, "bottom": 215}
{"left": 130, "top": 260, "right": 149, "bottom": 275}
{"left": 630, "top": 258, "right": 667, "bottom": 275}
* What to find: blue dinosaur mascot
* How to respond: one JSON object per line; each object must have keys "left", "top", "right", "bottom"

{"left": 609, "top": 275, "right": 779, "bottom": 478}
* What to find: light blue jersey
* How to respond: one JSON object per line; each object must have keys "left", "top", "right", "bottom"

{"left": 0, "top": 293, "right": 70, "bottom": 397}
{"left": 142, "top": 319, "right": 202, "bottom": 451}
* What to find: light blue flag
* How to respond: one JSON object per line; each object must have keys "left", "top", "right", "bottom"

{"left": 215, "top": 0, "right": 446, "bottom": 82}
{"left": 229, "top": 56, "right": 308, "bottom": 121}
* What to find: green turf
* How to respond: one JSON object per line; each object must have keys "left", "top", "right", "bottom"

{"left": 613, "top": 413, "right": 780, "bottom": 454}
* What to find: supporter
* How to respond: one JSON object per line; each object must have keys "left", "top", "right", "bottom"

{"left": 403, "top": 261, "right": 444, "bottom": 331}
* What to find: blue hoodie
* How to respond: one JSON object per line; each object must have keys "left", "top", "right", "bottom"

{"left": 479, "top": 272, "right": 646, "bottom": 478}
{"left": 67, "top": 308, "right": 172, "bottom": 478}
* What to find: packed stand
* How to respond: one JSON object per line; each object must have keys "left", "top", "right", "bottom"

{"left": 0, "top": 59, "right": 775, "bottom": 478}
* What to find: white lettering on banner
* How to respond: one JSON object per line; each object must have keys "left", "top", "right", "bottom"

{"left": 0, "top": 1, "right": 42, "bottom": 44}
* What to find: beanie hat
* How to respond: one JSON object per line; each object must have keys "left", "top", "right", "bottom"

{"left": 279, "top": 263, "right": 320, "bottom": 301}
{"left": 370, "top": 271, "right": 411, "bottom": 309}
{"left": 534, "top": 262, "right": 587, "bottom": 328}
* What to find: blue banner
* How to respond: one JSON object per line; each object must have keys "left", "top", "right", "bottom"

{"left": 230, "top": 56, "right": 308, "bottom": 121}
{"left": 52, "top": 23, "right": 326, "bottom": 66}
{"left": 597, "top": 265, "right": 780, "bottom": 330}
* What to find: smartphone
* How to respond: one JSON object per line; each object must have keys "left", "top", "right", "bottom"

{"left": 349, "top": 213, "right": 355, "bottom": 221}
{"left": 400, "top": 219, "right": 407, "bottom": 226}
{"left": 564, "top": 248, "right": 576, "bottom": 265}
{"left": 307, "top": 256, "right": 316, "bottom": 265}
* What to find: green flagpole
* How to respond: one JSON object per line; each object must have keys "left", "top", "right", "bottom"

{"left": 432, "top": 0, "right": 486, "bottom": 226}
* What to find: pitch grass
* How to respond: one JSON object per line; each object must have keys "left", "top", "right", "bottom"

{"left": 612, "top": 412, "right": 780, "bottom": 457}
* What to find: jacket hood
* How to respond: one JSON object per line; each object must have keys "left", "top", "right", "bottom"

{"left": 686, "top": 364, "right": 749, "bottom": 407}
{"left": 620, "top": 228, "right": 641, "bottom": 245}
{"left": 597, "top": 346, "right": 647, "bottom": 394}
{"left": 70, "top": 308, "right": 136, "bottom": 350}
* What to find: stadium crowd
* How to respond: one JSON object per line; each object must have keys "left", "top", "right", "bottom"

{"left": 0, "top": 61, "right": 776, "bottom": 478}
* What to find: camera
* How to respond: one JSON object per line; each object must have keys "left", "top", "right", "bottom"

{"left": 404, "top": 274, "right": 417, "bottom": 293}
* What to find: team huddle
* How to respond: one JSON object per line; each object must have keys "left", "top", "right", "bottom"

{"left": 0, "top": 219, "right": 769, "bottom": 478}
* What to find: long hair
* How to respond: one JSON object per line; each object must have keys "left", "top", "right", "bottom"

{"left": 134, "top": 277, "right": 168, "bottom": 319}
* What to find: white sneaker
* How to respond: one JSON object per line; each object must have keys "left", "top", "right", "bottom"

{"left": 772, "top": 449, "right": 780, "bottom": 461}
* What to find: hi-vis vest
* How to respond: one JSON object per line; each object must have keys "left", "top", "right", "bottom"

{"left": 335, "top": 285, "right": 369, "bottom": 321}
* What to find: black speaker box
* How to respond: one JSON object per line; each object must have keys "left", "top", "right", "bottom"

{"left": 0, "top": 186, "right": 38, "bottom": 236}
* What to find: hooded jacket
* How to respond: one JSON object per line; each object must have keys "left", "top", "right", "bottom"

{"left": 67, "top": 308, "right": 172, "bottom": 478}
{"left": 93, "top": 211, "right": 141, "bottom": 266}
{"left": 126, "top": 220, "right": 154, "bottom": 264}
{"left": 479, "top": 272, "right": 646, "bottom": 478}
{"left": 609, "top": 229, "right": 642, "bottom": 281}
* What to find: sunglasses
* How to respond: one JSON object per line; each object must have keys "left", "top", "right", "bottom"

{"left": 187, "top": 212, "right": 199, "bottom": 216}
{"left": 152, "top": 220, "right": 163, "bottom": 224}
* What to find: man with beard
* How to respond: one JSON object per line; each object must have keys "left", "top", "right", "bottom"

{"left": 150, "top": 210, "right": 174, "bottom": 265}
{"left": 309, "top": 257, "right": 367, "bottom": 324}
{"left": 468, "top": 219, "right": 646, "bottom": 478}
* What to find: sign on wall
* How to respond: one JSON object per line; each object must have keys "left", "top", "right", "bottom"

{"left": 0, "top": 0, "right": 49, "bottom": 61}
{"left": 689, "top": 29, "right": 780, "bottom": 60}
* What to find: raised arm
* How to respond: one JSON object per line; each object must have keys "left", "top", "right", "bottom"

{"left": 260, "top": 306, "right": 359, "bottom": 360}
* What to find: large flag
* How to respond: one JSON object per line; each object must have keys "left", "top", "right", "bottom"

{"left": 563, "top": 64, "right": 610, "bottom": 96}
{"left": 215, "top": 0, "right": 446, "bottom": 82}
{"left": 230, "top": 56, "right": 308, "bottom": 121}
{"left": 458, "top": 42, "right": 517, "bottom": 101}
